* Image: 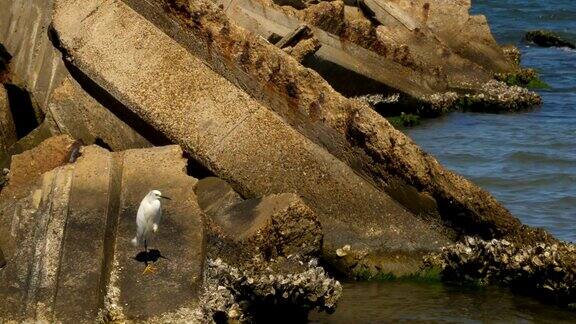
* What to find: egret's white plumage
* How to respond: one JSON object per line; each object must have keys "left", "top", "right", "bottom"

{"left": 131, "top": 190, "right": 169, "bottom": 249}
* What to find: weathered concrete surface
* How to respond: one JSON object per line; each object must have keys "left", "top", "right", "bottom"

{"left": 53, "top": 145, "right": 113, "bottom": 322}
{"left": 196, "top": 177, "right": 322, "bottom": 259}
{"left": 0, "top": 166, "right": 74, "bottom": 321}
{"left": 0, "top": 120, "right": 59, "bottom": 169}
{"left": 47, "top": 76, "right": 152, "bottom": 151}
{"left": 0, "top": 85, "right": 17, "bottom": 160}
{"left": 214, "top": 0, "right": 434, "bottom": 100}
{"left": 215, "top": 0, "right": 516, "bottom": 99}
{"left": 0, "top": 135, "right": 76, "bottom": 321}
{"left": 0, "top": 0, "right": 67, "bottom": 112}
{"left": 0, "top": 134, "right": 76, "bottom": 201}
{"left": 156, "top": 0, "right": 545, "bottom": 246}
{"left": 113, "top": 145, "right": 204, "bottom": 321}
{"left": 0, "top": 0, "right": 153, "bottom": 153}
{"left": 365, "top": 0, "right": 514, "bottom": 73}
{"left": 0, "top": 139, "right": 205, "bottom": 322}
{"left": 53, "top": 0, "right": 453, "bottom": 276}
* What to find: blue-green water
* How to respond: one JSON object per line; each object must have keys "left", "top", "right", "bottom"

{"left": 314, "top": 1, "right": 576, "bottom": 322}
{"left": 409, "top": 0, "right": 576, "bottom": 243}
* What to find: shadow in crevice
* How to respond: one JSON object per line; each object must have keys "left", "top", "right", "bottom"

{"left": 4, "top": 83, "right": 42, "bottom": 139}
{"left": 0, "top": 43, "right": 11, "bottom": 83}
{"left": 134, "top": 249, "right": 169, "bottom": 264}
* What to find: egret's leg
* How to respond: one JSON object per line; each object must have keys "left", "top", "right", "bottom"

{"left": 142, "top": 239, "right": 156, "bottom": 275}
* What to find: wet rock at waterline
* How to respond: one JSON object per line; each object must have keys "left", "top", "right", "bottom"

{"left": 195, "top": 257, "right": 342, "bottom": 322}
{"left": 525, "top": 30, "right": 575, "bottom": 49}
{"left": 426, "top": 237, "right": 576, "bottom": 308}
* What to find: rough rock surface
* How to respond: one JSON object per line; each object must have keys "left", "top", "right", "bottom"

{"left": 155, "top": 0, "right": 546, "bottom": 249}
{"left": 0, "top": 0, "right": 152, "bottom": 153}
{"left": 0, "top": 86, "right": 17, "bottom": 160}
{"left": 0, "top": 0, "right": 67, "bottom": 112}
{"left": 0, "top": 138, "right": 205, "bottom": 322}
{"left": 53, "top": 0, "right": 453, "bottom": 276}
{"left": 216, "top": 0, "right": 539, "bottom": 113}
{"left": 47, "top": 76, "right": 153, "bottom": 150}
{"left": 195, "top": 257, "right": 342, "bottom": 322}
{"left": 427, "top": 237, "right": 576, "bottom": 307}
{"left": 525, "top": 30, "right": 575, "bottom": 49}
{"left": 196, "top": 177, "right": 323, "bottom": 260}
{"left": 0, "top": 134, "right": 76, "bottom": 201}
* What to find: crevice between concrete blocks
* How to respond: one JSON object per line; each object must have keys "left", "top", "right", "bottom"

{"left": 98, "top": 151, "right": 124, "bottom": 317}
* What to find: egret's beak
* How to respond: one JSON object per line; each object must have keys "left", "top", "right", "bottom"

{"left": 159, "top": 195, "right": 172, "bottom": 200}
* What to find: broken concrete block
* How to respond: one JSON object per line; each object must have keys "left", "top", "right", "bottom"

{"left": 0, "top": 85, "right": 17, "bottom": 155}
{"left": 158, "top": 0, "right": 541, "bottom": 247}
{"left": 196, "top": 177, "right": 322, "bottom": 259}
{"left": 113, "top": 145, "right": 204, "bottom": 320}
{"left": 284, "top": 37, "right": 321, "bottom": 62}
{"left": 52, "top": 146, "right": 113, "bottom": 322}
{"left": 275, "top": 24, "right": 313, "bottom": 49}
{"left": 195, "top": 177, "right": 244, "bottom": 220}
{"left": 0, "top": 121, "right": 61, "bottom": 169}
{"left": 0, "top": 164, "right": 74, "bottom": 321}
{"left": 0, "top": 0, "right": 67, "bottom": 110}
{"left": 53, "top": 0, "right": 451, "bottom": 276}
{"left": 0, "top": 134, "right": 76, "bottom": 199}
{"left": 0, "top": 138, "right": 205, "bottom": 322}
{"left": 47, "top": 76, "right": 153, "bottom": 151}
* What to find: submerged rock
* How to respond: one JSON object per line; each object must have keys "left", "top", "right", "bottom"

{"left": 427, "top": 237, "right": 576, "bottom": 307}
{"left": 525, "top": 30, "right": 575, "bottom": 49}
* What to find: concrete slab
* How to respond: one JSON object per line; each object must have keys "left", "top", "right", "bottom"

{"left": 0, "top": 139, "right": 205, "bottom": 321}
{"left": 114, "top": 145, "right": 204, "bottom": 320}
{"left": 52, "top": 0, "right": 451, "bottom": 276}
{"left": 53, "top": 146, "right": 113, "bottom": 322}
{"left": 48, "top": 76, "right": 152, "bottom": 151}
{"left": 196, "top": 177, "right": 322, "bottom": 258}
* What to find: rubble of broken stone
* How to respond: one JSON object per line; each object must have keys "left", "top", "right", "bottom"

{"left": 426, "top": 236, "right": 576, "bottom": 307}
{"left": 243, "top": 0, "right": 542, "bottom": 118}
{"left": 195, "top": 256, "right": 342, "bottom": 322}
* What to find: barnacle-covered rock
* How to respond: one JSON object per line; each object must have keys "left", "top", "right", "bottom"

{"left": 427, "top": 237, "right": 576, "bottom": 307}
{"left": 194, "top": 256, "right": 342, "bottom": 322}
{"left": 459, "top": 80, "right": 542, "bottom": 113}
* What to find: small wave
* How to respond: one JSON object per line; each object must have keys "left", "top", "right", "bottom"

{"left": 506, "top": 151, "right": 576, "bottom": 166}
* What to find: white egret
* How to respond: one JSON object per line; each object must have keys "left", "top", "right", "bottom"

{"left": 131, "top": 190, "right": 171, "bottom": 274}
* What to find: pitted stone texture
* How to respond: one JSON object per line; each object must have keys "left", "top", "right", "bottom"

{"left": 196, "top": 177, "right": 322, "bottom": 259}
{"left": 0, "top": 0, "right": 67, "bottom": 112}
{"left": 0, "top": 135, "right": 76, "bottom": 199}
{"left": 0, "top": 138, "right": 204, "bottom": 322}
{"left": 0, "top": 165, "right": 74, "bottom": 321}
{"left": 48, "top": 76, "right": 152, "bottom": 151}
{"left": 115, "top": 145, "right": 204, "bottom": 320}
{"left": 53, "top": 0, "right": 451, "bottom": 276}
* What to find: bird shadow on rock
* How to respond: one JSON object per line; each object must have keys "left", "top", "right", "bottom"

{"left": 134, "top": 249, "right": 169, "bottom": 264}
